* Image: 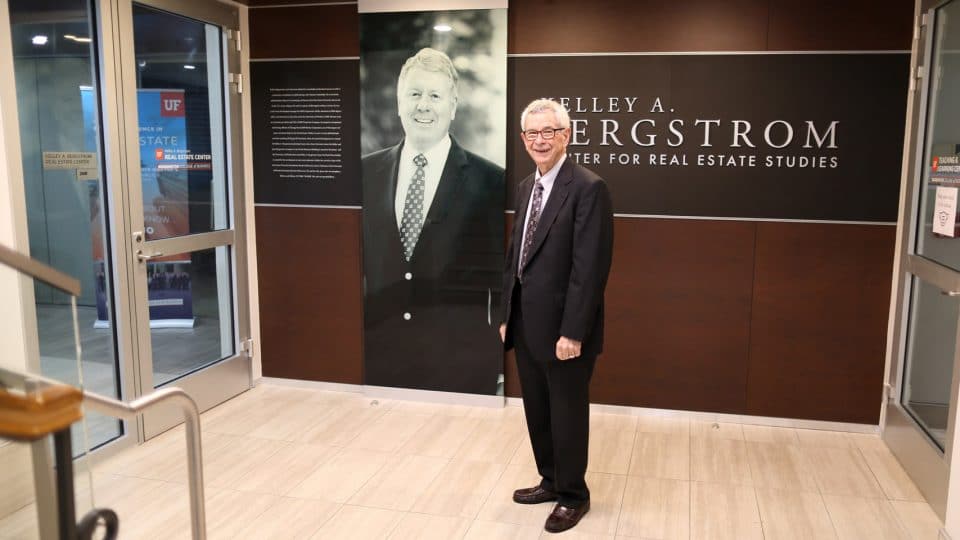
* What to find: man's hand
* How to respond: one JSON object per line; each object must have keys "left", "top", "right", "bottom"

{"left": 500, "top": 323, "right": 507, "bottom": 343}
{"left": 556, "top": 336, "right": 582, "bottom": 361}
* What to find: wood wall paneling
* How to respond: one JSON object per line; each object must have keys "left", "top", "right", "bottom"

{"left": 507, "top": 0, "right": 911, "bottom": 54}
{"left": 767, "top": 0, "right": 913, "bottom": 51}
{"left": 255, "top": 207, "right": 363, "bottom": 383}
{"left": 246, "top": 0, "right": 914, "bottom": 57}
{"left": 249, "top": 4, "right": 359, "bottom": 59}
{"left": 591, "top": 218, "right": 756, "bottom": 413}
{"left": 245, "top": 0, "right": 348, "bottom": 6}
{"left": 746, "top": 222, "right": 895, "bottom": 424}
{"left": 507, "top": 0, "right": 769, "bottom": 54}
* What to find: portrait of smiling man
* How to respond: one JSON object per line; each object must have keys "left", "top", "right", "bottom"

{"left": 361, "top": 47, "right": 505, "bottom": 395}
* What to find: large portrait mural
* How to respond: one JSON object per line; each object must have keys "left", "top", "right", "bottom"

{"left": 360, "top": 7, "right": 507, "bottom": 395}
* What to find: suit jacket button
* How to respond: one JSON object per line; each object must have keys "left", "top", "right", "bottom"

{"left": 404, "top": 272, "right": 412, "bottom": 280}
{"left": 403, "top": 312, "right": 412, "bottom": 320}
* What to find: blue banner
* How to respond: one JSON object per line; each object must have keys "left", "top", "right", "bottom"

{"left": 84, "top": 87, "right": 195, "bottom": 326}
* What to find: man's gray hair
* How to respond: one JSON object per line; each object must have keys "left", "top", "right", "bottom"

{"left": 398, "top": 47, "right": 459, "bottom": 99}
{"left": 521, "top": 98, "right": 571, "bottom": 130}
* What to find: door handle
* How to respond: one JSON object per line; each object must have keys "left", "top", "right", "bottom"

{"left": 136, "top": 250, "right": 164, "bottom": 263}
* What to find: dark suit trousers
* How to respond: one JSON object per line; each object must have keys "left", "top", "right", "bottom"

{"left": 510, "top": 281, "right": 595, "bottom": 508}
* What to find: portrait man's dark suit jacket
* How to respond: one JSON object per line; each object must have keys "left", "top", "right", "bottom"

{"left": 362, "top": 137, "right": 504, "bottom": 395}
{"left": 501, "top": 158, "right": 614, "bottom": 363}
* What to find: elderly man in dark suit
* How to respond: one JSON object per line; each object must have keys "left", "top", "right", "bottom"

{"left": 500, "top": 98, "right": 614, "bottom": 533}
{"left": 362, "top": 47, "right": 504, "bottom": 395}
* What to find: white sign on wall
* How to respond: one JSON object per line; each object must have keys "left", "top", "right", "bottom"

{"left": 42, "top": 151, "right": 96, "bottom": 169}
{"left": 933, "top": 186, "right": 958, "bottom": 237}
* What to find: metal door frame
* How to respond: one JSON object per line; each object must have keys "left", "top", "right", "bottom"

{"left": 883, "top": 0, "right": 960, "bottom": 521}
{"left": 0, "top": 0, "right": 250, "bottom": 535}
{"left": 108, "top": 0, "right": 250, "bottom": 439}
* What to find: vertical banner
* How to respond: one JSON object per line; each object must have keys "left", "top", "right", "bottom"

{"left": 85, "top": 88, "right": 195, "bottom": 327}
{"left": 359, "top": 2, "right": 508, "bottom": 395}
{"left": 138, "top": 89, "right": 191, "bottom": 241}
{"left": 138, "top": 89, "right": 195, "bottom": 327}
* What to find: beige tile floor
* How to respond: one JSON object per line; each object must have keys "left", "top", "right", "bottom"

{"left": 0, "top": 383, "right": 946, "bottom": 539}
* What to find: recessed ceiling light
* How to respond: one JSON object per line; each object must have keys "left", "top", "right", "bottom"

{"left": 32, "top": 35, "right": 48, "bottom": 45}
{"left": 183, "top": 65, "right": 196, "bottom": 70}
{"left": 433, "top": 24, "right": 452, "bottom": 32}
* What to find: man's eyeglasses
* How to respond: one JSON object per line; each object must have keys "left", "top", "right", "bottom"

{"left": 522, "top": 127, "right": 566, "bottom": 141}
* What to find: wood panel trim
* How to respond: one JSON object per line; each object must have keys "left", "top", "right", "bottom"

{"left": 746, "top": 222, "right": 894, "bottom": 423}
{"left": 255, "top": 207, "right": 363, "bottom": 383}
{"left": 250, "top": 4, "right": 359, "bottom": 59}
{"left": 249, "top": 1, "right": 911, "bottom": 59}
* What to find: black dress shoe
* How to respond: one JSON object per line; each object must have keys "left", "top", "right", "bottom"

{"left": 512, "top": 485, "right": 558, "bottom": 504}
{"left": 544, "top": 501, "right": 590, "bottom": 533}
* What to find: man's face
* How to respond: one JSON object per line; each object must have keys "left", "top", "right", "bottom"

{"left": 522, "top": 110, "right": 569, "bottom": 174}
{"left": 397, "top": 67, "right": 457, "bottom": 152}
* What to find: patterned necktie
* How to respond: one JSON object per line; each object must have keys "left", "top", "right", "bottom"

{"left": 400, "top": 153, "right": 427, "bottom": 261}
{"left": 519, "top": 180, "right": 545, "bottom": 278}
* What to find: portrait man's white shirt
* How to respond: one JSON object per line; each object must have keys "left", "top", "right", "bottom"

{"left": 519, "top": 153, "right": 566, "bottom": 273}
{"left": 395, "top": 134, "right": 452, "bottom": 230}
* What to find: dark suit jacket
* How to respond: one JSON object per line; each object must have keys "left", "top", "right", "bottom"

{"left": 362, "top": 138, "right": 505, "bottom": 394}
{"left": 502, "top": 159, "right": 614, "bottom": 362}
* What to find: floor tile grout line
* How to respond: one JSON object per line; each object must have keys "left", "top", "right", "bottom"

{"left": 275, "top": 441, "right": 343, "bottom": 498}
{"left": 818, "top": 491, "right": 847, "bottom": 540}
{"left": 337, "top": 403, "right": 399, "bottom": 449}
{"left": 853, "top": 443, "right": 919, "bottom": 539}
{"left": 606, "top": 469, "right": 630, "bottom": 538}
{"left": 804, "top": 445, "right": 846, "bottom": 539}
{"left": 857, "top": 439, "right": 921, "bottom": 503}
{"left": 394, "top": 414, "right": 441, "bottom": 456}
{"left": 625, "top": 425, "right": 647, "bottom": 477}
{"left": 313, "top": 502, "right": 352, "bottom": 536}
{"left": 228, "top": 489, "right": 287, "bottom": 538}
{"left": 506, "top": 424, "right": 531, "bottom": 466}
{"left": 318, "top": 401, "right": 393, "bottom": 445}
{"left": 462, "top": 461, "right": 510, "bottom": 521}
{"left": 344, "top": 453, "right": 443, "bottom": 510}
{"left": 801, "top": 443, "right": 828, "bottom": 498}
{"left": 609, "top": 418, "right": 640, "bottom": 533}
{"left": 892, "top": 500, "right": 940, "bottom": 540}
{"left": 305, "top": 499, "right": 343, "bottom": 536}
{"left": 884, "top": 499, "right": 923, "bottom": 540}
{"left": 742, "top": 440, "right": 767, "bottom": 539}
{"left": 205, "top": 436, "right": 289, "bottom": 490}
{"left": 403, "top": 414, "right": 484, "bottom": 459}
{"left": 327, "top": 445, "right": 394, "bottom": 504}
{"left": 394, "top": 454, "right": 454, "bottom": 512}
{"left": 855, "top": 442, "right": 887, "bottom": 494}
{"left": 403, "top": 510, "right": 472, "bottom": 540}
{"left": 378, "top": 507, "right": 407, "bottom": 540}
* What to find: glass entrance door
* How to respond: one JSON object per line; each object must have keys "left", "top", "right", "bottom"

{"left": 7, "top": 0, "right": 125, "bottom": 451}
{"left": 116, "top": 0, "right": 249, "bottom": 437}
{"left": 884, "top": 0, "right": 960, "bottom": 520}
{"left": 4, "top": 0, "right": 248, "bottom": 446}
